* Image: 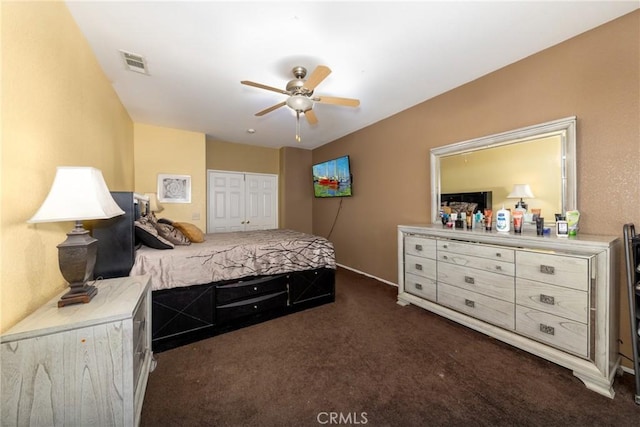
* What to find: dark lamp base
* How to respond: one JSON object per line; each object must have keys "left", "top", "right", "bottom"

{"left": 58, "top": 284, "right": 98, "bottom": 307}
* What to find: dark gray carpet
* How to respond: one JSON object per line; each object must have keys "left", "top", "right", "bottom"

{"left": 141, "top": 267, "right": 638, "bottom": 426}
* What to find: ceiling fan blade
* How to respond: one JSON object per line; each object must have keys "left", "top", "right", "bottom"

{"left": 241, "top": 80, "right": 288, "bottom": 95}
{"left": 314, "top": 95, "right": 360, "bottom": 107}
{"left": 255, "top": 101, "right": 286, "bottom": 116}
{"left": 305, "top": 109, "right": 318, "bottom": 125}
{"left": 302, "top": 65, "right": 331, "bottom": 91}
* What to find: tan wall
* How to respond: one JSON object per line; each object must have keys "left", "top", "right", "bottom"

{"left": 206, "top": 137, "right": 279, "bottom": 174}
{"left": 134, "top": 123, "right": 206, "bottom": 230}
{"left": 313, "top": 11, "right": 640, "bottom": 365}
{"left": 279, "top": 147, "right": 313, "bottom": 233}
{"left": 1, "top": 2, "right": 134, "bottom": 332}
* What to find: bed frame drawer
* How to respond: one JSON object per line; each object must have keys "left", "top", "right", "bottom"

{"left": 216, "top": 291, "right": 289, "bottom": 324}
{"left": 216, "top": 274, "right": 288, "bottom": 305}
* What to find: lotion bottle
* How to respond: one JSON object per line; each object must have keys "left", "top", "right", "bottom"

{"left": 496, "top": 205, "right": 510, "bottom": 233}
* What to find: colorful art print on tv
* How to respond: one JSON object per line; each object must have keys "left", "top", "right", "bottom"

{"left": 312, "top": 155, "right": 353, "bottom": 198}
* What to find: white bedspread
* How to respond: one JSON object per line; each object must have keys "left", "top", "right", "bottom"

{"left": 129, "top": 229, "right": 336, "bottom": 291}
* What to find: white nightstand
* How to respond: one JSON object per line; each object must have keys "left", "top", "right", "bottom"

{"left": 1, "top": 275, "right": 152, "bottom": 426}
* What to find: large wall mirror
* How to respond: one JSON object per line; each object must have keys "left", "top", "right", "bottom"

{"left": 430, "top": 116, "right": 577, "bottom": 223}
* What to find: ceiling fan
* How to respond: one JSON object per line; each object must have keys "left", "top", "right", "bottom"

{"left": 241, "top": 65, "right": 360, "bottom": 142}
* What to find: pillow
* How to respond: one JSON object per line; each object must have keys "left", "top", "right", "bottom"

{"left": 172, "top": 222, "right": 205, "bottom": 243}
{"left": 157, "top": 217, "right": 173, "bottom": 225}
{"left": 134, "top": 217, "right": 174, "bottom": 249}
{"left": 155, "top": 222, "right": 191, "bottom": 246}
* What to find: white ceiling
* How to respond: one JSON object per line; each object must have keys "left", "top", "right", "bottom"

{"left": 65, "top": 1, "right": 639, "bottom": 150}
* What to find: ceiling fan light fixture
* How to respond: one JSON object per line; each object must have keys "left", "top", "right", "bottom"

{"left": 286, "top": 95, "right": 313, "bottom": 112}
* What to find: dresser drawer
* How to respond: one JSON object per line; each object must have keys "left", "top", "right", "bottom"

{"left": 438, "top": 240, "right": 514, "bottom": 263}
{"left": 516, "top": 251, "right": 590, "bottom": 291}
{"left": 516, "top": 278, "right": 588, "bottom": 323}
{"left": 405, "top": 235, "right": 436, "bottom": 259}
{"left": 515, "top": 305, "right": 588, "bottom": 357}
{"left": 132, "top": 293, "right": 148, "bottom": 393}
{"left": 438, "top": 283, "right": 514, "bottom": 330}
{"left": 404, "top": 272, "right": 437, "bottom": 301}
{"left": 438, "top": 262, "right": 514, "bottom": 302}
{"left": 216, "top": 274, "right": 288, "bottom": 305}
{"left": 405, "top": 254, "right": 436, "bottom": 280}
{"left": 216, "top": 291, "right": 288, "bottom": 324}
{"left": 438, "top": 250, "right": 514, "bottom": 276}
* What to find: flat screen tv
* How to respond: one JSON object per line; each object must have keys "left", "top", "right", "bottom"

{"left": 312, "top": 155, "right": 352, "bottom": 198}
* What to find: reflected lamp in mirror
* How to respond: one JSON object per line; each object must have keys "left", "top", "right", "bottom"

{"left": 144, "top": 192, "right": 164, "bottom": 213}
{"left": 507, "top": 184, "right": 535, "bottom": 211}
{"left": 28, "top": 167, "right": 125, "bottom": 307}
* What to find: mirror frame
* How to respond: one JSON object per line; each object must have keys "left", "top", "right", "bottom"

{"left": 430, "top": 116, "right": 577, "bottom": 223}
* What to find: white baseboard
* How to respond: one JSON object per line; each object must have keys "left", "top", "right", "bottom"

{"left": 336, "top": 263, "right": 397, "bottom": 287}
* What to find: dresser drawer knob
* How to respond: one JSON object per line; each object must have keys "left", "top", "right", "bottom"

{"left": 496, "top": 253, "right": 502, "bottom": 258}
{"left": 540, "top": 265, "right": 555, "bottom": 275}
{"left": 415, "top": 264, "right": 423, "bottom": 271}
{"left": 464, "top": 276, "right": 475, "bottom": 284}
{"left": 495, "top": 265, "right": 502, "bottom": 271}
{"left": 464, "top": 299, "right": 475, "bottom": 308}
{"left": 414, "top": 283, "right": 423, "bottom": 290}
{"left": 539, "top": 294, "right": 555, "bottom": 305}
{"left": 253, "top": 286, "right": 258, "bottom": 291}
{"left": 443, "top": 244, "right": 448, "bottom": 249}
{"left": 539, "top": 324, "right": 555, "bottom": 335}
{"left": 415, "top": 244, "right": 423, "bottom": 251}
{"left": 443, "top": 255, "right": 449, "bottom": 260}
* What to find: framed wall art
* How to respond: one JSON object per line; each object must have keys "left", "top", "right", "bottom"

{"left": 158, "top": 174, "right": 191, "bottom": 203}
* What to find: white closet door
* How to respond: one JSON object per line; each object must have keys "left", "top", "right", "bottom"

{"left": 207, "top": 171, "right": 245, "bottom": 233}
{"left": 244, "top": 174, "right": 277, "bottom": 230}
{"left": 207, "top": 171, "right": 278, "bottom": 233}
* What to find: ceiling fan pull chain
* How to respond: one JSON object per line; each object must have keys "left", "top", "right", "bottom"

{"left": 295, "top": 111, "right": 302, "bottom": 143}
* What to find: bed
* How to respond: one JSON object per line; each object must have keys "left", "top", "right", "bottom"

{"left": 90, "top": 192, "right": 336, "bottom": 353}
{"left": 440, "top": 191, "right": 493, "bottom": 214}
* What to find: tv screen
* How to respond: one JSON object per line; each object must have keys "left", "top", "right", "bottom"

{"left": 312, "top": 155, "right": 352, "bottom": 198}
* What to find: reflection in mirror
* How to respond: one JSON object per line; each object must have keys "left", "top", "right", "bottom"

{"left": 430, "top": 117, "right": 576, "bottom": 223}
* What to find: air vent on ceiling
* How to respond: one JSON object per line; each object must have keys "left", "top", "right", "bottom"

{"left": 119, "top": 50, "right": 149, "bottom": 75}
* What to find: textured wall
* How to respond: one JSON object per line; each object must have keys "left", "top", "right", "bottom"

{"left": 134, "top": 123, "right": 206, "bottom": 230}
{"left": 313, "top": 11, "right": 639, "bottom": 364}
{"left": 1, "top": 2, "right": 134, "bottom": 332}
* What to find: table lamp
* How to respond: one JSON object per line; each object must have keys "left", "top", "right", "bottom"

{"left": 28, "top": 167, "right": 125, "bottom": 307}
{"left": 144, "top": 192, "right": 164, "bottom": 213}
{"left": 507, "top": 184, "right": 535, "bottom": 211}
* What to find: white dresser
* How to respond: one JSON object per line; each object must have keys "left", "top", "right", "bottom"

{"left": 1, "top": 275, "right": 152, "bottom": 426}
{"left": 397, "top": 224, "right": 620, "bottom": 398}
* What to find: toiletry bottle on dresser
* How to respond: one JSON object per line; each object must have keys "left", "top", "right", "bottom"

{"left": 496, "top": 205, "right": 510, "bottom": 232}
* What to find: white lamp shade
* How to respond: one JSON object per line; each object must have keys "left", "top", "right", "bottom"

{"left": 28, "top": 167, "right": 125, "bottom": 223}
{"left": 144, "top": 192, "right": 164, "bottom": 212}
{"left": 507, "top": 184, "right": 535, "bottom": 199}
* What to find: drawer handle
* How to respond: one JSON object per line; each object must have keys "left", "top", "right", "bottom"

{"left": 443, "top": 255, "right": 449, "bottom": 260}
{"left": 539, "top": 324, "right": 555, "bottom": 335}
{"left": 415, "top": 264, "right": 423, "bottom": 271}
{"left": 496, "top": 253, "right": 502, "bottom": 258}
{"left": 539, "top": 294, "right": 555, "bottom": 305}
{"left": 464, "top": 299, "right": 475, "bottom": 308}
{"left": 414, "top": 283, "right": 423, "bottom": 290}
{"left": 540, "top": 265, "right": 555, "bottom": 275}
{"left": 495, "top": 265, "right": 502, "bottom": 271}
{"left": 253, "top": 305, "right": 258, "bottom": 310}
{"left": 443, "top": 244, "right": 448, "bottom": 249}
{"left": 415, "top": 244, "right": 423, "bottom": 251}
{"left": 464, "top": 276, "right": 475, "bottom": 284}
{"left": 253, "top": 286, "right": 258, "bottom": 291}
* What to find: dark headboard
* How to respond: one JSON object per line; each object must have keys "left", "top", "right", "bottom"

{"left": 87, "top": 192, "right": 149, "bottom": 279}
{"left": 441, "top": 191, "right": 492, "bottom": 214}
